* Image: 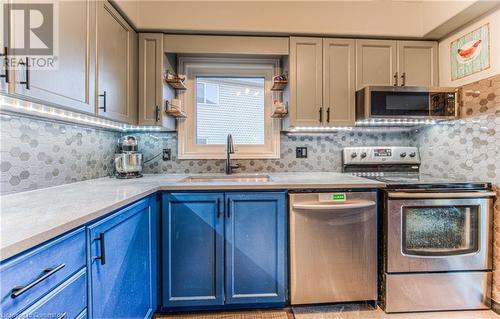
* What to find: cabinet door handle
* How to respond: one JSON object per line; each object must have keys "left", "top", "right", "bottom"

{"left": 400, "top": 72, "right": 406, "bottom": 86}
{"left": 56, "top": 312, "right": 67, "bottom": 319}
{"left": 99, "top": 91, "right": 107, "bottom": 112}
{"left": 318, "top": 107, "right": 323, "bottom": 123}
{"left": 94, "top": 232, "right": 106, "bottom": 265}
{"left": 393, "top": 72, "right": 398, "bottom": 86}
{"left": 0, "top": 47, "right": 9, "bottom": 83}
{"left": 155, "top": 105, "right": 160, "bottom": 122}
{"left": 326, "top": 107, "right": 330, "bottom": 123}
{"left": 226, "top": 199, "right": 232, "bottom": 218}
{"left": 19, "top": 57, "right": 29, "bottom": 89}
{"left": 217, "top": 198, "right": 222, "bottom": 218}
{"left": 11, "top": 263, "right": 66, "bottom": 298}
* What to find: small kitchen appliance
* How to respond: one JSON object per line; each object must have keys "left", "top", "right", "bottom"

{"left": 343, "top": 146, "right": 495, "bottom": 313}
{"left": 115, "top": 135, "right": 143, "bottom": 179}
{"left": 356, "top": 86, "right": 457, "bottom": 122}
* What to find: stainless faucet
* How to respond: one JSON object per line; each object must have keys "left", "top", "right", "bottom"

{"left": 225, "top": 134, "right": 240, "bottom": 175}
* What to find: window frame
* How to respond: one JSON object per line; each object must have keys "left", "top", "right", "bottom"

{"left": 177, "top": 57, "right": 281, "bottom": 159}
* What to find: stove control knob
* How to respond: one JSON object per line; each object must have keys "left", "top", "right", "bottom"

{"left": 351, "top": 152, "right": 357, "bottom": 158}
{"left": 360, "top": 152, "right": 367, "bottom": 158}
{"left": 409, "top": 152, "right": 416, "bottom": 158}
{"left": 400, "top": 152, "right": 407, "bottom": 158}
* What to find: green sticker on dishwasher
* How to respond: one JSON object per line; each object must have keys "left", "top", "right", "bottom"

{"left": 332, "top": 193, "right": 346, "bottom": 201}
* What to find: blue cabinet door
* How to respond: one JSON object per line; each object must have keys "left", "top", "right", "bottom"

{"left": 224, "top": 192, "right": 287, "bottom": 305}
{"left": 88, "top": 196, "right": 157, "bottom": 319}
{"left": 162, "top": 193, "right": 224, "bottom": 308}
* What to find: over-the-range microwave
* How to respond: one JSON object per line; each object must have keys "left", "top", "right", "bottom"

{"left": 356, "top": 86, "right": 458, "bottom": 122}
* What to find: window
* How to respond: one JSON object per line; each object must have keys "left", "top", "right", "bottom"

{"left": 196, "top": 77, "right": 264, "bottom": 145}
{"left": 178, "top": 57, "right": 280, "bottom": 159}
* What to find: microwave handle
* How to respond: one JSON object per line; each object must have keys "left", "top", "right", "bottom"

{"left": 387, "top": 191, "right": 496, "bottom": 199}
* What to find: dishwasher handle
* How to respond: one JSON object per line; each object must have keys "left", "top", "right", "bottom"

{"left": 292, "top": 200, "right": 376, "bottom": 211}
{"left": 387, "top": 191, "right": 496, "bottom": 199}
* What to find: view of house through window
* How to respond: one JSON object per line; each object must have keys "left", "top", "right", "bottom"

{"left": 195, "top": 77, "right": 265, "bottom": 145}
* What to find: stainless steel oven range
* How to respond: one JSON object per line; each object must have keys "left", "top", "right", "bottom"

{"left": 343, "top": 146, "right": 495, "bottom": 313}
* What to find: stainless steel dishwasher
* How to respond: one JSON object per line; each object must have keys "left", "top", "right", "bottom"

{"left": 289, "top": 191, "right": 377, "bottom": 305}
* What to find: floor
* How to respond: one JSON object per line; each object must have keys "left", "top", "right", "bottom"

{"left": 156, "top": 305, "right": 500, "bottom": 319}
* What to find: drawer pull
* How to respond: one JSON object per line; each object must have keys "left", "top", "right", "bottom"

{"left": 11, "top": 263, "right": 66, "bottom": 298}
{"left": 94, "top": 232, "right": 106, "bottom": 265}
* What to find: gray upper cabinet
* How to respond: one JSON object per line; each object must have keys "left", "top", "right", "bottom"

{"left": 356, "top": 40, "right": 398, "bottom": 89}
{"left": 96, "top": 1, "right": 137, "bottom": 124}
{"left": 9, "top": 0, "right": 96, "bottom": 114}
{"left": 323, "top": 39, "right": 356, "bottom": 126}
{"left": 397, "top": 41, "right": 438, "bottom": 87}
{"left": 289, "top": 37, "right": 323, "bottom": 127}
{"left": 356, "top": 39, "right": 438, "bottom": 88}
{"left": 0, "top": 0, "right": 10, "bottom": 94}
{"left": 138, "top": 33, "right": 175, "bottom": 129}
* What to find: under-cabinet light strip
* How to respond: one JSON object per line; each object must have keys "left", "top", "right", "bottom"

{"left": 0, "top": 95, "right": 165, "bottom": 132}
{"left": 355, "top": 119, "right": 437, "bottom": 126}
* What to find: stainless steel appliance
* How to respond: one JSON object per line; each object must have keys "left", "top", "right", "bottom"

{"left": 115, "top": 135, "right": 143, "bottom": 179}
{"left": 356, "top": 86, "right": 457, "bottom": 121}
{"left": 343, "top": 146, "right": 495, "bottom": 313}
{"left": 289, "top": 191, "right": 378, "bottom": 305}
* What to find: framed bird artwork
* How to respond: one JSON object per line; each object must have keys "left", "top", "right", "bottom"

{"left": 450, "top": 23, "right": 491, "bottom": 81}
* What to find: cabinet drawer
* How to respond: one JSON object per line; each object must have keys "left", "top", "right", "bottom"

{"left": 16, "top": 269, "right": 87, "bottom": 319}
{"left": 0, "top": 228, "right": 86, "bottom": 317}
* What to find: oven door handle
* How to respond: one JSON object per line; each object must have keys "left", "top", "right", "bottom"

{"left": 292, "top": 200, "right": 376, "bottom": 211}
{"left": 387, "top": 191, "right": 496, "bottom": 199}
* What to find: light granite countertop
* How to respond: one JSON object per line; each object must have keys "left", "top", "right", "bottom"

{"left": 0, "top": 172, "right": 384, "bottom": 261}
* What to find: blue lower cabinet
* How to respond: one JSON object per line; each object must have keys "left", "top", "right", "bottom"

{"left": 162, "top": 193, "right": 225, "bottom": 308}
{"left": 0, "top": 228, "right": 86, "bottom": 318}
{"left": 161, "top": 191, "right": 287, "bottom": 310}
{"left": 88, "top": 196, "right": 157, "bottom": 319}
{"left": 225, "top": 193, "right": 287, "bottom": 305}
{"left": 16, "top": 269, "right": 87, "bottom": 319}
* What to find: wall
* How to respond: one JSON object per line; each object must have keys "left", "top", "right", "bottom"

{"left": 439, "top": 7, "right": 500, "bottom": 87}
{"left": 415, "top": 78, "right": 499, "bottom": 181}
{"left": 0, "top": 114, "right": 120, "bottom": 194}
{"left": 135, "top": 130, "right": 413, "bottom": 175}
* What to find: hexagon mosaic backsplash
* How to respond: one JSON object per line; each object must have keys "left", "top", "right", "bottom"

{"left": 0, "top": 114, "right": 120, "bottom": 194}
{"left": 135, "top": 131, "right": 413, "bottom": 175}
{"left": 414, "top": 75, "right": 500, "bottom": 184}
{"left": 0, "top": 114, "right": 412, "bottom": 194}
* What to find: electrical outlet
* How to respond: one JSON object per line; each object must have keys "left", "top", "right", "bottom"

{"left": 162, "top": 149, "right": 171, "bottom": 161}
{"left": 296, "top": 147, "right": 307, "bottom": 158}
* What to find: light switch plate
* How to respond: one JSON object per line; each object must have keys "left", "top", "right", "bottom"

{"left": 296, "top": 147, "right": 307, "bottom": 158}
{"left": 163, "top": 149, "right": 171, "bottom": 161}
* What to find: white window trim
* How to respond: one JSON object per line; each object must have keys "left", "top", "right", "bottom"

{"left": 177, "top": 57, "right": 281, "bottom": 160}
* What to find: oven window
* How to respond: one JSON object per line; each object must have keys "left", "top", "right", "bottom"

{"left": 402, "top": 206, "right": 479, "bottom": 256}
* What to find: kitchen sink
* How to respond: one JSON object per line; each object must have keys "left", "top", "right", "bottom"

{"left": 180, "top": 174, "right": 271, "bottom": 183}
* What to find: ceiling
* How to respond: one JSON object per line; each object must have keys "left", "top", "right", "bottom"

{"left": 114, "top": 0, "right": 500, "bottom": 39}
